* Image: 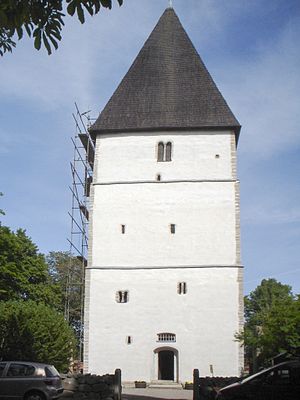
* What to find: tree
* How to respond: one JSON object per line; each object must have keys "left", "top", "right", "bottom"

{"left": 237, "top": 279, "right": 298, "bottom": 372}
{"left": 0, "top": 225, "right": 61, "bottom": 306}
{"left": 46, "top": 251, "right": 84, "bottom": 337}
{"left": 0, "top": 300, "right": 77, "bottom": 371}
{"left": 260, "top": 297, "right": 300, "bottom": 359}
{"left": 244, "top": 278, "right": 294, "bottom": 323}
{"left": 0, "top": 0, "right": 123, "bottom": 56}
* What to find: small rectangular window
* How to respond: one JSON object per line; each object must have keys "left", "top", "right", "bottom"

{"left": 178, "top": 282, "right": 187, "bottom": 294}
{"left": 121, "top": 224, "right": 126, "bottom": 234}
{"left": 157, "top": 333, "right": 176, "bottom": 342}
{"left": 116, "top": 290, "right": 129, "bottom": 303}
{"left": 170, "top": 224, "right": 176, "bottom": 234}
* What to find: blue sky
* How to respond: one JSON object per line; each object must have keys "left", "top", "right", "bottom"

{"left": 0, "top": 0, "right": 299, "bottom": 295}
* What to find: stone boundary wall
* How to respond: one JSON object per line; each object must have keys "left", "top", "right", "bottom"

{"left": 61, "top": 369, "right": 121, "bottom": 400}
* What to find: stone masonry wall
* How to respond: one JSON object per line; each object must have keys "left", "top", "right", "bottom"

{"left": 61, "top": 370, "right": 121, "bottom": 400}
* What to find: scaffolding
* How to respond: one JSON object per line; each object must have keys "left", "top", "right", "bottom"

{"left": 66, "top": 103, "right": 95, "bottom": 362}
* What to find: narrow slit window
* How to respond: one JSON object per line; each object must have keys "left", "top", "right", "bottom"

{"left": 156, "top": 174, "right": 161, "bottom": 181}
{"left": 157, "top": 142, "right": 164, "bottom": 162}
{"left": 126, "top": 336, "right": 132, "bottom": 345}
{"left": 170, "top": 224, "right": 176, "bottom": 234}
{"left": 166, "top": 142, "right": 172, "bottom": 161}
{"left": 121, "top": 224, "right": 126, "bottom": 234}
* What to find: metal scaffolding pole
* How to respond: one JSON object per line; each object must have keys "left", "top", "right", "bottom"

{"left": 67, "top": 103, "right": 95, "bottom": 363}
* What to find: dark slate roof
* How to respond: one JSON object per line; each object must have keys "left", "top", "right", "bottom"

{"left": 90, "top": 7, "right": 241, "bottom": 138}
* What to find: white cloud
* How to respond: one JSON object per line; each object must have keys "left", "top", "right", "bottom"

{"left": 218, "top": 15, "right": 300, "bottom": 159}
{"left": 243, "top": 204, "right": 300, "bottom": 225}
{"left": 0, "top": 2, "right": 161, "bottom": 113}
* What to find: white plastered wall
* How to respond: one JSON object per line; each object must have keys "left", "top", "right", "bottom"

{"left": 96, "top": 131, "right": 233, "bottom": 183}
{"left": 84, "top": 130, "right": 243, "bottom": 379}
{"left": 86, "top": 267, "right": 242, "bottom": 381}
{"left": 92, "top": 182, "right": 237, "bottom": 267}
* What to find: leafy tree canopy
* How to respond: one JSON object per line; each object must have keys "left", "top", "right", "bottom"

{"left": 244, "top": 278, "right": 294, "bottom": 323}
{"left": 0, "top": 225, "right": 61, "bottom": 306}
{"left": 0, "top": 300, "right": 76, "bottom": 371}
{"left": 260, "top": 297, "right": 300, "bottom": 359}
{"left": 46, "top": 251, "right": 83, "bottom": 337}
{"left": 238, "top": 279, "right": 299, "bottom": 372}
{"left": 0, "top": 0, "right": 123, "bottom": 56}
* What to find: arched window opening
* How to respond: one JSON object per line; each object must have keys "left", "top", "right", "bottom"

{"left": 157, "top": 141, "right": 172, "bottom": 162}
{"left": 157, "top": 142, "right": 164, "bottom": 162}
{"left": 166, "top": 142, "right": 172, "bottom": 161}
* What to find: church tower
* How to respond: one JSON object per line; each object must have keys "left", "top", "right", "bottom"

{"left": 84, "top": 7, "right": 243, "bottom": 382}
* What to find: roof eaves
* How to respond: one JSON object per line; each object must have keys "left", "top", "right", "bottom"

{"left": 89, "top": 124, "right": 241, "bottom": 140}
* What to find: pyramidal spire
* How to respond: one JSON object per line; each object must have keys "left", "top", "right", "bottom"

{"left": 90, "top": 8, "right": 240, "bottom": 137}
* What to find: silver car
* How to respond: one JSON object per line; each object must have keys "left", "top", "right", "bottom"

{"left": 0, "top": 361, "right": 63, "bottom": 400}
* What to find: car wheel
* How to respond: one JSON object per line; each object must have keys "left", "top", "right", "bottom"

{"left": 24, "top": 391, "right": 46, "bottom": 400}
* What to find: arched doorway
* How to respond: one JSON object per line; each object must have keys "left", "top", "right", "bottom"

{"left": 153, "top": 347, "right": 178, "bottom": 382}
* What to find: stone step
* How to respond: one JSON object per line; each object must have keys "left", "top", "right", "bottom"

{"left": 148, "top": 381, "right": 183, "bottom": 389}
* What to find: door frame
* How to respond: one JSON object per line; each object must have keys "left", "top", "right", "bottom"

{"left": 153, "top": 346, "right": 179, "bottom": 382}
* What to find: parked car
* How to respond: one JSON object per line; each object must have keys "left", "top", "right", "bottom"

{"left": 0, "top": 361, "right": 63, "bottom": 400}
{"left": 216, "top": 360, "right": 300, "bottom": 400}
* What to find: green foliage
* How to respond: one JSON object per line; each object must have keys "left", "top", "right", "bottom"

{"left": 0, "top": 0, "right": 123, "bottom": 56}
{"left": 0, "top": 300, "right": 77, "bottom": 371}
{"left": 260, "top": 297, "right": 300, "bottom": 358}
{"left": 237, "top": 279, "right": 299, "bottom": 372}
{"left": 244, "top": 278, "right": 293, "bottom": 323}
{"left": 0, "top": 225, "right": 61, "bottom": 306}
{"left": 46, "top": 251, "right": 83, "bottom": 337}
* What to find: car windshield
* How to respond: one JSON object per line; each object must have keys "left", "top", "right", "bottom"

{"left": 241, "top": 366, "right": 274, "bottom": 383}
{"left": 45, "top": 365, "right": 59, "bottom": 377}
{"left": 0, "top": 363, "right": 6, "bottom": 377}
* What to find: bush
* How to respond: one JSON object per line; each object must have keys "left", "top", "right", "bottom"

{"left": 0, "top": 300, "right": 77, "bottom": 371}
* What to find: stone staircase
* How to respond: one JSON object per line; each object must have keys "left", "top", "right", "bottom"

{"left": 148, "top": 380, "right": 183, "bottom": 389}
